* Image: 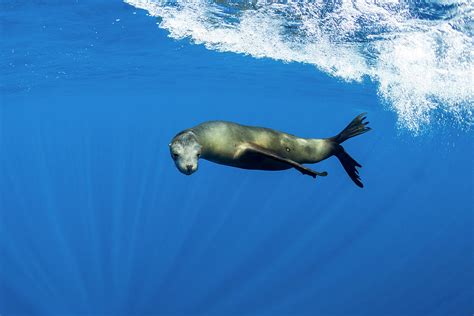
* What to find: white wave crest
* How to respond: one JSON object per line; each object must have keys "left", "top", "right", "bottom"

{"left": 125, "top": 0, "right": 474, "bottom": 132}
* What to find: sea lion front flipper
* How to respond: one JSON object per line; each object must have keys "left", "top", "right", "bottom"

{"left": 242, "top": 144, "right": 328, "bottom": 178}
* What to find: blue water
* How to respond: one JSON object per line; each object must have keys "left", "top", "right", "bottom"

{"left": 1, "top": 1, "right": 473, "bottom": 315}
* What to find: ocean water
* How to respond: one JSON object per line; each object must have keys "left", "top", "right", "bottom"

{"left": 1, "top": 0, "right": 473, "bottom": 315}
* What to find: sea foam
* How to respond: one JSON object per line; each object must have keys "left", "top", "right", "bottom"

{"left": 125, "top": 0, "right": 473, "bottom": 133}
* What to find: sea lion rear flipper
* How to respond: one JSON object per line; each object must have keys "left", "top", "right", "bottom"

{"left": 243, "top": 144, "right": 328, "bottom": 178}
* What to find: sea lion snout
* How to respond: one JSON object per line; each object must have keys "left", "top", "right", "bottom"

{"left": 182, "top": 163, "right": 197, "bottom": 175}
{"left": 185, "top": 164, "right": 194, "bottom": 174}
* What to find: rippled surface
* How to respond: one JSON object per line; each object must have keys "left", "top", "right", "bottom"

{"left": 126, "top": 0, "right": 474, "bottom": 132}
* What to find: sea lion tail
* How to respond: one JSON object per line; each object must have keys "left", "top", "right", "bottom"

{"left": 332, "top": 144, "right": 364, "bottom": 188}
{"left": 330, "top": 113, "right": 371, "bottom": 144}
{"left": 328, "top": 113, "right": 371, "bottom": 188}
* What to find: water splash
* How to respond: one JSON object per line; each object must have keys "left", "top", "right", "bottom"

{"left": 125, "top": 0, "right": 474, "bottom": 133}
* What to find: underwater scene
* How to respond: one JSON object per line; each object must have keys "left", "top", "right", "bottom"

{"left": 1, "top": 0, "right": 473, "bottom": 315}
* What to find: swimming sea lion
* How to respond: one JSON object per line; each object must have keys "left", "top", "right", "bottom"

{"left": 169, "top": 113, "right": 371, "bottom": 187}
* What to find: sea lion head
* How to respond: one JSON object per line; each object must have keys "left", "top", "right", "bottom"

{"left": 169, "top": 130, "right": 202, "bottom": 175}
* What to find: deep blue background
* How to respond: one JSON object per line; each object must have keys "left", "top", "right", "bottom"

{"left": 1, "top": 1, "right": 473, "bottom": 315}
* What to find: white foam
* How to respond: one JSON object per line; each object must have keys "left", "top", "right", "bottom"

{"left": 125, "top": 0, "right": 474, "bottom": 133}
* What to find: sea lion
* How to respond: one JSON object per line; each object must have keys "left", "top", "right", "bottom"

{"left": 169, "top": 113, "right": 371, "bottom": 187}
